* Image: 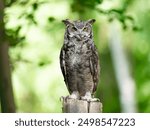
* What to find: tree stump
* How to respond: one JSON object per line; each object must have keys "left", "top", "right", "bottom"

{"left": 61, "top": 97, "right": 102, "bottom": 113}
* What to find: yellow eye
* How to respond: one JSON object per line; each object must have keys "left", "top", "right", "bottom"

{"left": 83, "top": 27, "right": 88, "bottom": 32}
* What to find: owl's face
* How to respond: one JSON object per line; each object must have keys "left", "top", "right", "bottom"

{"left": 63, "top": 19, "right": 95, "bottom": 41}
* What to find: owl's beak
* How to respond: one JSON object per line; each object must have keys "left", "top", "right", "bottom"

{"left": 76, "top": 34, "right": 83, "bottom": 41}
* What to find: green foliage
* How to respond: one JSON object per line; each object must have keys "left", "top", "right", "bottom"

{"left": 3, "top": 0, "right": 150, "bottom": 112}
{"left": 71, "top": 0, "right": 103, "bottom": 12}
{"left": 131, "top": 6, "right": 150, "bottom": 112}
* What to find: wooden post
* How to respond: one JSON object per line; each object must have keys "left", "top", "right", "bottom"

{"left": 61, "top": 97, "right": 102, "bottom": 113}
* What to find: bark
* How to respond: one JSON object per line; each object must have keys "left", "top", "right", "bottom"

{"left": 0, "top": 0, "right": 16, "bottom": 113}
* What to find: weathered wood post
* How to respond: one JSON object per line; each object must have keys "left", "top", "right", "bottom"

{"left": 61, "top": 97, "right": 102, "bottom": 113}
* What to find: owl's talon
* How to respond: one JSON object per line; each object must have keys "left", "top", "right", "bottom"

{"left": 90, "top": 98, "right": 100, "bottom": 102}
{"left": 81, "top": 97, "right": 100, "bottom": 102}
{"left": 81, "top": 92, "right": 92, "bottom": 101}
{"left": 81, "top": 92, "right": 100, "bottom": 102}
{"left": 81, "top": 96, "right": 92, "bottom": 102}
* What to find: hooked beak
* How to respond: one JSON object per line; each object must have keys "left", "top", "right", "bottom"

{"left": 76, "top": 34, "right": 83, "bottom": 41}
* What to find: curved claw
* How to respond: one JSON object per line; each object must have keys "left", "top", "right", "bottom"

{"left": 81, "top": 97, "right": 100, "bottom": 102}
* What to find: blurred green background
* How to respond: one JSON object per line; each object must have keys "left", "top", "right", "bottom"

{"left": 0, "top": 0, "right": 150, "bottom": 113}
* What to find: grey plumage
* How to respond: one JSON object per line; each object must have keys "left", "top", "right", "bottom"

{"left": 60, "top": 19, "right": 100, "bottom": 101}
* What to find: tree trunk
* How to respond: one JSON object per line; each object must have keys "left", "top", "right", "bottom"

{"left": 0, "top": 0, "right": 16, "bottom": 113}
{"left": 108, "top": 21, "right": 137, "bottom": 112}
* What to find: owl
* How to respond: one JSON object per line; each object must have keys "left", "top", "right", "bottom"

{"left": 60, "top": 19, "right": 100, "bottom": 101}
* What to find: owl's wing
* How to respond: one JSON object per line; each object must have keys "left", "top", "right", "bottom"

{"left": 60, "top": 45, "right": 68, "bottom": 87}
{"left": 90, "top": 44, "right": 100, "bottom": 93}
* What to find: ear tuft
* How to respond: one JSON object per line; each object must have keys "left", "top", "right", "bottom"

{"left": 87, "top": 19, "right": 96, "bottom": 24}
{"left": 62, "top": 19, "right": 72, "bottom": 26}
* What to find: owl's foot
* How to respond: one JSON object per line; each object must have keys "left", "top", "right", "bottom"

{"left": 67, "top": 91, "right": 80, "bottom": 99}
{"left": 90, "top": 98, "right": 100, "bottom": 102}
{"left": 81, "top": 97, "right": 100, "bottom": 102}
{"left": 81, "top": 92, "right": 100, "bottom": 102}
{"left": 81, "top": 92, "right": 92, "bottom": 101}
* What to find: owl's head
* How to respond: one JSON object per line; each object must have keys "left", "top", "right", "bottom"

{"left": 62, "top": 19, "right": 95, "bottom": 41}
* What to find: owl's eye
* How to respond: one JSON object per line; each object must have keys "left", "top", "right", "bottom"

{"left": 71, "top": 26, "right": 77, "bottom": 31}
{"left": 83, "top": 27, "right": 88, "bottom": 32}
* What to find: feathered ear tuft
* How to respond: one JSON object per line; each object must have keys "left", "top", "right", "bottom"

{"left": 87, "top": 19, "right": 96, "bottom": 24}
{"left": 62, "top": 19, "right": 73, "bottom": 26}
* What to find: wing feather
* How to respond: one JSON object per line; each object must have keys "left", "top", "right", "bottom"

{"left": 90, "top": 44, "right": 100, "bottom": 93}
{"left": 60, "top": 45, "right": 68, "bottom": 87}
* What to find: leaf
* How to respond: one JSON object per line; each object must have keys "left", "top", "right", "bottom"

{"left": 48, "top": 17, "right": 55, "bottom": 22}
{"left": 32, "top": 2, "right": 38, "bottom": 10}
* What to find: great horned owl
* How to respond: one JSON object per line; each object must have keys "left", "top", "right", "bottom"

{"left": 60, "top": 19, "right": 100, "bottom": 101}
